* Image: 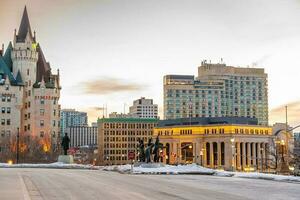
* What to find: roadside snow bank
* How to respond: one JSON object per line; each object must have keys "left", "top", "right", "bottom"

{"left": 215, "top": 170, "right": 300, "bottom": 182}
{"left": 103, "top": 163, "right": 215, "bottom": 175}
{"left": 103, "top": 163, "right": 300, "bottom": 182}
{"left": 0, "top": 162, "right": 100, "bottom": 170}
{"left": 233, "top": 172, "right": 300, "bottom": 182}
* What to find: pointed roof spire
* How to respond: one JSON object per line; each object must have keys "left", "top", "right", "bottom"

{"left": 17, "top": 6, "right": 33, "bottom": 42}
{"left": 0, "top": 56, "right": 16, "bottom": 84}
{"left": 36, "top": 44, "right": 51, "bottom": 83}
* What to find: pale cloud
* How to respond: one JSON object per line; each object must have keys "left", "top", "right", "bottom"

{"left": 1, "top": 0, "right": 300, "bottom": 127}
{"left": 78, "top": 77, "right": 146, "bottom": 95}
{"left": 92, "top": 107, "right": 105, "bottom": 111}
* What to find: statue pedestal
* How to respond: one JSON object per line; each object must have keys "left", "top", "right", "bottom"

{"left": 58, "top": 155, "right": 74, "bottom": 164}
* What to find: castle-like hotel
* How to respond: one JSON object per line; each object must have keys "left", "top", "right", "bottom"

{"left": 0, "top": 7, "right": 61, "bottom": 154}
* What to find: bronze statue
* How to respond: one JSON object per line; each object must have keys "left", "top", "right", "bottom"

{"left": 153, "top": 136, "right": 162, "bottom": 163}
{"left": 145, "top": 138, "right": 154, "bottom": 163}
{"left": 137, "top": 138, "right": 145, "bottom": 162}
{"left": 61, "top": 133, "right": 70, "bottom": 155}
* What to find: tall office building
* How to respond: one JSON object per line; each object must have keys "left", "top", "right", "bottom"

{"left": 0, "top": 7, "right": 61, "bottom": 156}
{"left": 129, "top": 97, "right": 158, "bottom": 119}
{"left": 60, "top": 109, "right": 88, "bottom": 135}
{"left": 164, "top": 61, "right": 268, "bottom": 125}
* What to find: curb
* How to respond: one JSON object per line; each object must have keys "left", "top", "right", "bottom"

{"left": 0, "top": 166, "right": 100, "bottom": 170}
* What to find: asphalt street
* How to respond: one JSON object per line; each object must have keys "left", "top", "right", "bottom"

{"left": 0, "top": 168, "right": 299, "bottom": 200}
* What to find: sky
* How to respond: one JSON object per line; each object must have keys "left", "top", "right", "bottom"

{"left": 0, "top": 0, "right": 300, "bottom": 128}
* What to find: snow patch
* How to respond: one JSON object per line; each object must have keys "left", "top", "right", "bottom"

{"left": 103, "top": 163, "right": 215, "bottom": 175}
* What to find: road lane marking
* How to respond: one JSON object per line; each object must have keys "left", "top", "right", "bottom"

{"left": 18, "top": 172, "right": 31, "bottom": 200}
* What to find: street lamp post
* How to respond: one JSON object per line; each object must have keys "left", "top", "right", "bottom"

{"left": 121, "top": 154, "right": 125, "bottom": 165}
{"left": 16, "top": 127, "right": 20, "bottom": 164}
{"left": 280, "top": 140, "right": 285, "bottom": 166}
{"left": 200, "top": 149, "right": 204, "bottom": 166}
{"left": 261, "top": 147, "right": 264, "bottom": 173}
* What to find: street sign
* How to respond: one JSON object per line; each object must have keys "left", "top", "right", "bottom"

{"left": 128, "top": 151, "right": 135, "bottom": 160}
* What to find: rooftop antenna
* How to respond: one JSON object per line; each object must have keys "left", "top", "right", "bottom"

{"left": 102, "top": 104, "right": 105, "bottom": 118}
{"left": 123, "top": 103, "right": 126, "bottom": 114}
{"left": 105, "top": 103, "right": 108, "bottom": 118}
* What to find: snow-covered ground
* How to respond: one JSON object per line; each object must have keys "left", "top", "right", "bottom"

{"left": 1, "top": 162, "right": 299, "bottom": 183}
{"left": 215, "top": 170, "right": 300, "bottom": 182}
{"left": 0, "top": 162, "right": 100, "bottom": 170}
{"left": 103, "top": 163, "right": 300, "bottom": 183}
{"left": 103, "top": 163, "right": 214, "bottom": 175}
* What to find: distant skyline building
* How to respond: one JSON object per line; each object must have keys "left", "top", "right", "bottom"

{"left": 91, "top": 122, "right": 98, "bottom": 127}
{"left": 66, "top": 126, "right": 98, "bottom": 148}
{"left": 164, "top": 61, "right": 268, "bottom": 125}
{"left": 60, "top": 109, "right": 88, "bottom": 135}
{"left": 0, "top": 7, "right": 61, "bottom": 156}
{"left": 129, "top": 97, "right": 158, "bottom": 119}
{"left": 108, "top": 97, "right": 158, "bottom": 119}
{"left": 108, "top": 112, "right": 133, "bottom": 119}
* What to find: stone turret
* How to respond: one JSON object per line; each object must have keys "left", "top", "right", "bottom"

{"left": 12, "top": 6, "right": 38, "bottom": 82}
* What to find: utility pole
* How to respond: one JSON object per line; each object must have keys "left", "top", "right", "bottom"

{"left": 16, "top": 127, "right": 19, "bottom": 164}
{"left": 285, "top": 105, "right": 289, "bottom": 160}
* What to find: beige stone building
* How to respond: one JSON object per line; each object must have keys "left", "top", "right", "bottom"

{"left": 98, "top": 118, "right": 158, "bottom": 165}
{"left": 0, "top": 7, "right": 61, "bottom": 157}
{"left": 154, "top": 117, "right": 273, "bottom": 171}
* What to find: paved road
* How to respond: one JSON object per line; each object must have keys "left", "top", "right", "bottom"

{"left": 0, "top": 168, "right": 299, "bottom": 200}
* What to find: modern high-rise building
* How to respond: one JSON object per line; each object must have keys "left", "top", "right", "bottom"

{"left": 164, "top": 61, "right": 268, "bottom": 125}
{"left": 129, "top": 97, "right": 158, "bottom": 119}
{"left": 0, "top": 6, "right": 61, "bottom": 155}
{"left": 60, "top": 109, "right": 88, "bottom": 135}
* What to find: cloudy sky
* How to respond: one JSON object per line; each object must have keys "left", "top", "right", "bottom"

{"left": 1, "top": 0, "right": 300, "bottom": 127}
